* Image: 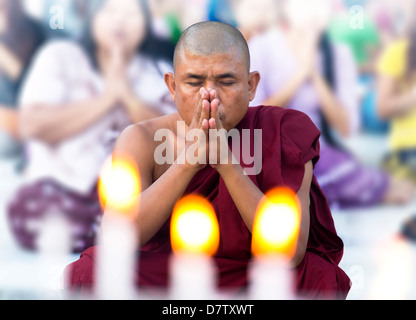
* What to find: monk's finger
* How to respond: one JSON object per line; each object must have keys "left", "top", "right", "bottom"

{"left": 201, "top": 118, "right": 209, "bottom": 131}
{"left": 209, "top": 89, "right": 217, "bottom": 102}
{"left": 200, "top": 99, "right": 210, "bottom": 126}
{"left": 192, "top": 88, "right": 208, "bottom": 125}
{"left": 209, "top": 98, "right": 223, "bottom": 129}
{"left": 209, "top": 118, "right": 216, "bottom": 130}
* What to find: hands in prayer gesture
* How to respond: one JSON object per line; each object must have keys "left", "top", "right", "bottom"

{"left": 180, "top": 87, "right": 234, "bottom": 175}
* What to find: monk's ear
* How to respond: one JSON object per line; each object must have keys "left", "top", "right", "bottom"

{"left": 248, "top": 71, "right": 261, "bottom": 102}
{"left": 164, "top": 72, "right": 176, "bottom": 102}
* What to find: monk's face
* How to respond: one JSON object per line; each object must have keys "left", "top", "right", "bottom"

{"left": 165, "top": 49, "right": 260, "bottom": 131}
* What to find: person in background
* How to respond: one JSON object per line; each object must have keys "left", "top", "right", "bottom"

{"left": 377, "top": 13, "right": 416, "bottom": 185}
{"left": 0, "top": 0, "right": 45, "bottom": 167}
{"left": 207, "top": 0, "right": 236, "bottom": 27}
{"left": 148, "top": 0, "right": 182, "bottom": 43}
{"left": 329, "top": 0, "right": 381, "bottom": 75}
{"left": 231, "top": 0, "right": 279, "bottom": 42}
{"left": 178, "top": 0, "right": 209, "bottom": 31}
{"left": 66, "top": 21, "right": 351, "bottom": 300}
{"left": 7, "top": 0, "right": 176, "bottom": 253}
{"left": 245, "top": 0, "right": 414, "bottom": 208}
{"left": 328, "top": 0, "right": 387, "bottom": 133}
{"left": 369, "top": 0, "right": 416, "bottom": 47}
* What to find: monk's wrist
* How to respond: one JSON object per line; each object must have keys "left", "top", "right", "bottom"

{"left": 215, "top": 161, "right": 242, "bottom": 179}
{"left": 174, "top": 153, "right": 206, "bottom": 176}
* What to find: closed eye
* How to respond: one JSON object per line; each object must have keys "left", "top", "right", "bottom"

{"left": 220, "top": 81, "right": 236, "bottom": 86}
{"left": 186, "top": 82, "right": 203, "bottom": 87}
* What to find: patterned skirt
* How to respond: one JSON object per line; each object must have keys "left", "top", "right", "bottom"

{"left": 7, "top": 179, "right": 103, "bottom": 253}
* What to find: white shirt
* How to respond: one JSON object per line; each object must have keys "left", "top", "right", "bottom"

{"left": 19, "top": 40, "right": 176, "bottom": 194}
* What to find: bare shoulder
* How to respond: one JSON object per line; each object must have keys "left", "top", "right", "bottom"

{"left": 114, "top": 113, "right": 180, "bottom": 157}
{"left": 113, "top": 114, "right": 180, "bottom": 186}
{"left": 137, "top": 113, "right": 180, "bottom": 137}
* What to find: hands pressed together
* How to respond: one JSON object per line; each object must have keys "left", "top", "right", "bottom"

{"left": 180, "top": 87, "right": 235, "bottom": 175}
{"left": 102, "top": 45, "right": 163, "bottom": 123}
{"left": 103, "top": 46, "right": 137, "bottom": 111}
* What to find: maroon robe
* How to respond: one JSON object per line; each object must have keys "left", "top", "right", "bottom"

{"left": 65, "top": 106, "right": 351, "bottom": 299}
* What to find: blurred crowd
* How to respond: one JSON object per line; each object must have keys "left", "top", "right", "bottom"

{"left": 1, "top": 0, "right": 416, "bottom": 253}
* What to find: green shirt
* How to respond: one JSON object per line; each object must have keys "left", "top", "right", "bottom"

{"left": 328, "top": 14, "right": 380, "bottom": 66}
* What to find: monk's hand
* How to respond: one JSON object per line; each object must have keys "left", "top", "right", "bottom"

{"left": 207, "top": 90, "right": 234, "bottom": 174}
{"left": 178, "top": 87, "right": 210, "bottom": 171}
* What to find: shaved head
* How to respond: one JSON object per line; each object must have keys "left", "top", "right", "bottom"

{"left": 173, "top": 21, "right": 251, "bottom": 73}
{"left": 165, "top": 21, "right": 260, "bottom": 132}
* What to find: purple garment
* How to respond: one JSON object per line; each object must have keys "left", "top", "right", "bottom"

{"left": 314, "top": 145, "right": 389, "bottom": 208}
{"left": 7, "top": 179, "right": 102, "bottom": 253}
{"left": 249, "top": 27, "right": 389, "bottom": 208}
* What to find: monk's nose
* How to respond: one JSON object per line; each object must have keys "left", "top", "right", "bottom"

{"left": 205, "top": 81, "right": 218, "bottom": 91}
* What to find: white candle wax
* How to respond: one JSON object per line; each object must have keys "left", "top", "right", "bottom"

{"left": 96, "top": 214, "right": 137, "bottom": 300}
{"left": 36, "top": 212, "right": 72, "bottom": 298}
{"left": 249, "top": 255, "right": 295, "bottom": 300}
{"left": 169, "top": 253, "right": 217, "bottom": 300}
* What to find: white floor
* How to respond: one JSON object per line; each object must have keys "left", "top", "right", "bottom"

{"left": 332, "top": 132, "right": 416, "bottom": 299}
{"left": 0, "top": 133, "right": 415, "bottom": 300}
{"left": 332, "top": 201, "right": 416, "bottom": 299}
{"left": 0, "top": 158, "right": 80, "bottom": 299}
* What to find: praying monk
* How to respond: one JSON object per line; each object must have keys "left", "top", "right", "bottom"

{"left": 65, "top": 21, "right": 351, "bottom": 299}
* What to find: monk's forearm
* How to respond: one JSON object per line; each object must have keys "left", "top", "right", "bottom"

{"left": 217, "top": 163, "right": 264, "bottom": 233}
{"left": 291, "top": 161, "right": 313, "bottom": 267}
{"left": 219, "top": 161, "right": 313, "bottom": 268}
{"left": 136, "top": 162, "right": 199, "bottom": 246}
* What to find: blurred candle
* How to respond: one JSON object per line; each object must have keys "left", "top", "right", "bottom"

{"left": 96, "top": 154, "right": 141, "bottom": 300}
{"left": 170, "top": 194, "right": 219, "bottom": 300}
{"left": 36, "top": 209, "right": 72, "bottom": 299}
{"left": 368, "top": 235, "right": 415, "bottom": 300}
{"left": 249, "top": 187, "right": 301, "bottom": 300}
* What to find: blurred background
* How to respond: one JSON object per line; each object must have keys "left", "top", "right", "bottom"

{"left": 1, "top": 0, "right": 416, "bottom": 299}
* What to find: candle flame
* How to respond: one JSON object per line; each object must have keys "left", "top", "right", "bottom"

{"left": 252, "top": 187, "right": 301, "bottom": 259}
{"left": 171, "top": 195, "right": 219, "bottom": 256}
{"left": 98, "top": 154, "right": 141, "bottom": 217}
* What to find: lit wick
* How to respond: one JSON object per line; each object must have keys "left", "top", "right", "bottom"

{"left": 170, "top": 194, "right": 219, "bottom": 300}
{"left": 249, "top": 187, "right": 301, "bottom": 300}
{"left": 96, "top": 153, "right": 141, "bottom": 299}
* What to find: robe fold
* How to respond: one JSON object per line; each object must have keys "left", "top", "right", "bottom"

{"left": 65, "top": 106, "right": 351, "bottom": 299}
